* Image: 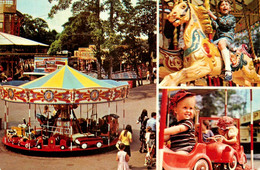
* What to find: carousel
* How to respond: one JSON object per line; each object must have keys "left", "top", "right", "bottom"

{"left": 0, "top": 65, "right": 129, "bottom": 152}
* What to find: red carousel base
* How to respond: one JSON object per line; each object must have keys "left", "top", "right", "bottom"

{"left": 2, "top": 136, "right": 118, "bottom": 153}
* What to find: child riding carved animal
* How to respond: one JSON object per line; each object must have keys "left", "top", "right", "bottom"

{"left": 208, "top": 0, "right": 235, "bottom": 81}
{"left": 160, "top": 0, "right": 260, "bottom": 87}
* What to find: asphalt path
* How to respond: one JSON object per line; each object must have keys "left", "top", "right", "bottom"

{"left": 0, "top": 82, "right": 157, "bottom": 170}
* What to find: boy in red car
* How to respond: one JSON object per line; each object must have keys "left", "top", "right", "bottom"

{"left": 164, "top": 90, "right": 196, "bottom": 154}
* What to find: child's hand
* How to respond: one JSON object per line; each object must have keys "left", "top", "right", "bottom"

{"left": 208, "top": 10, "right": 217, "bottom": 20}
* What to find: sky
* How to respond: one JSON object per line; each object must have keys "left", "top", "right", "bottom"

{"left": 237, "top": 89, "right": 260, "bottom": 114}
{"left": 17, "top": 0, "right": 75, "bottom": 33}
{"left": 17, "top": 0, "right": 138, "bottom": 33}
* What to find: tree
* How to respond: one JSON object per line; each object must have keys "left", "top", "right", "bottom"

{"left": 47, "top": 0, "right": 155, "bottom": 82}
{"left": 135, "top": 0, "right": 156, "bottom": 84}
{"left": 198, "top": 90, "right": 244, "bottom": 117}
{"left": 20, "top": 14, "right": 57, "bottom": 45}
{"left": 48, "top": 12, "right": 94, "bottom": 54}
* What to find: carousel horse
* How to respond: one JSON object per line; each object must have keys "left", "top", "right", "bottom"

{"left": 160, "top": 1, "right": 260, "bottom": 86}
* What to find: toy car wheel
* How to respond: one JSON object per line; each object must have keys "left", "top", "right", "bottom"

{"left": 193, "top": 159, "right": 209, "bottom": 170}
{"left": 60, "top": 145, "right": 65, "bottom": 150}
{"left": 81, "top": 143, "right": 87, "bottom": 149}
{"left": 227, "top": 155, "right": 237, "bottom": 170}
{"left": 241, "top": 155, "right": 246, "bottom": 169}
{"left": 96, "top": 142, "right": 102, "bottom": 148}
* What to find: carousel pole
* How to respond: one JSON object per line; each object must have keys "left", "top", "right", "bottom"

{"left": 6, "top": 101, "right": 9, "bottom": 131}
{"left": 87, "top": 104, "right": 89, "bottom": 128}
{"left": 108, "top": 102, "right": 111, "bottom": 145}
{"left": 159, "top": 89, "right": 168, "bottom": 170}
{"left": 108, "top": 102, "right": 111, "bottom": 115}
{"left": 242, "top": 0, "right": 256, "bottom": 59}
{"left": 4, "top": 101, "right": 7, "bottom": 132}
{"left": 80, "top": 104, "right": 82, "bottom": 118}
{"left": 167, "top": 92, "right": 170, "bottom": 128}
{"left": 250, "top": 89, "right": 254, "bottom": 169}
{"left": 28, "top": 104, "right": 31, "bottom": 149}
{"left": 70, "top": 107, "right": 73, "bottom": 151}
{"left": 116, "top": 101, "right": 118, "bottom": 115}
{"left": 225, "top": 89, "right": 227, "bottom": 116}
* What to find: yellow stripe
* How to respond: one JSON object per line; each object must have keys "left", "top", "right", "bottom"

{"left": 68, "top": 67, "right": 101, "bottom": 87}
{"left": 42, "top": 67, "right": 65, "bottom": 88}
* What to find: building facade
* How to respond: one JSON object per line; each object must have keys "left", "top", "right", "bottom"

{"left": 0, "top": 0, "right": 23, "bottom": 35}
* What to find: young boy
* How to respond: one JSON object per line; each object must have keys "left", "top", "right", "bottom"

{"left": 208, "top": 0, "right": 236, "bottom": 81}
{"left": 164, "top": 90, "right": 196, "bottom": 154}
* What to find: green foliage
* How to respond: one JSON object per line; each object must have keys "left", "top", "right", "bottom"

{"left": 198, "top": 90, "right": 244, "bottom": 117}
{"left": 47, "top": 0, "right": 156, "bottom": 81}
{"left": 20, "top": 14, "right": 57, "bottom": 45}
{"left": 48, "top": 12, "right": 94, "bottom": 54}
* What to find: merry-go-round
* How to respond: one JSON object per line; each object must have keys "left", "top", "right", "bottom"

{"left": 0, "top": 65, "right": 129, "bottom": 153}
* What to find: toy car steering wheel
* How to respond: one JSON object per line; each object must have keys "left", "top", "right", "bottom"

{"left": 206, "top": 135, "right": 223, "bottom": 142}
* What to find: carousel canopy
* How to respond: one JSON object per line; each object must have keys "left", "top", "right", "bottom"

{"left": 0, "top": 32, "right": 49, "bottom": 46}
{"left": 0, "top": 65, "right": 129, "bottom": 104}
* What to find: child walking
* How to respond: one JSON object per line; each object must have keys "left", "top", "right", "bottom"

{"left": 116, "top": 143, "right": 130, "bottom": 170}
{"left": 208, "top": 0, "right": 236, "bottom": 81}
{"left": 164, "top": 90, "right": 196, "bottom": 154}
{"left": 144, "top": 126, "right": 155, "bottom": 167}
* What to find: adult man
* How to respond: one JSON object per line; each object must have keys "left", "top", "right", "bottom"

{"left": 146, "top": 112, "right": 156, "bottom": 132}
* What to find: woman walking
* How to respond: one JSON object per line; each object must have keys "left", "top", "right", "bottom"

{"left": 119, "top": 125, "right": 133, "bottom": 157}
{"left": 137, "top": 109, "right": 149, "bottom": 153}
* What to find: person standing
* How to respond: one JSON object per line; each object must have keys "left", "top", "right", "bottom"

{"left": 116, "top": 143, "right": 130, "bottom": 170}
{"left": 119, "top": 125, "right": 133, "bottom": 157}
{"left": 137, "top": 109, "right": 149, "bottom": 153}
{"left": 146, "top": 112, "right": 156, "bottom": 133}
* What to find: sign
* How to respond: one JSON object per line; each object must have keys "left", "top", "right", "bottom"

{"left": 34, "top": 57, "right": 67, "bottom": 73}
{"left": 240, "top": 110, "right": 260, "bottom": 124}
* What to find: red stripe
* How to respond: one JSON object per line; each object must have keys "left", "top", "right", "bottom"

{"left": 251, "top": 124, "right": 254, "bottom": 150}
{"left": 159, "top": 89, "right": 168, "bottom": 149}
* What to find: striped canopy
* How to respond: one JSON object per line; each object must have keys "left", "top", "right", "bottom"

{"left": 0, "top": 65, "right": 129, "bottom": 104}
{"left": 21, "top": 65, "right": 116, "bottom": 89}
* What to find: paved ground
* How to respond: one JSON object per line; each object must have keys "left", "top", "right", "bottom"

{"left": 0, "top": 81, "right": 156, "bottom": 170}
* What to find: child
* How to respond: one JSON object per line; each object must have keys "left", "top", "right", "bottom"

{"left": 116, "top": 143, "right": 130, "bottom": 170}
{"left": 164, "top": 90, "right": 196, "bottom": 154}
{"left": 202, "top": 120, "right": 214, "bottom": 142}
{"left": 216, "top": 116, "right": 239, "bottom": 151}
{"left": 144, "top": 126, "right": 155, "bottom": 166}
{"left": 208, "top": 0, "right": 236, "bottom": 81}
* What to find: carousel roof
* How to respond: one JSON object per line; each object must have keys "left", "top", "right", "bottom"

{"left": 0, "top": 65, "right": 129, "bottom": 104}
{"left": 21, "top": 65, "right": 117, "bottom": 89}
{"left": 0, "top": 32, "right": 49, "bottom": 46}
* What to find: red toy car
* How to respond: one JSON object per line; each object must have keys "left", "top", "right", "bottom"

{"left": 9, "top": 135, "right": 20, "bottom": 145}
{"left": 74, "top": 136, "right": 103, "bottom": 149}
{"left": 36, "top": 135, "right": 70, "bottom": 150}
{"left": 198, "top": 117, "right": 247, "bottom": 170}
{"left": 163, "top": 143, "right": 213, "bottom": 170}
{"left": 18, "top": 137, "right": 37, "bottom": 148}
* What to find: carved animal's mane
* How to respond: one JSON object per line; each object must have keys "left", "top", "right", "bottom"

{"left": 190, "top": 3, "right": 213, "bottom": 35}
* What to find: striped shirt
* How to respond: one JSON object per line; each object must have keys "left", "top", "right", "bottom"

{"left": 170, "top": 119, "right": 196, "bottom": 152}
